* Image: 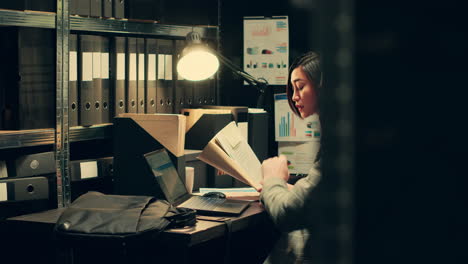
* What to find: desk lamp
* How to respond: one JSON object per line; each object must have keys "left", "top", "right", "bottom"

{"left": 177, "top": 31, "right": 270, "bottom": 108}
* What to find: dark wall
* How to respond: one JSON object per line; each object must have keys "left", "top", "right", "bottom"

{"left": 355, "top": 1, "right": 468, "bottom": 263}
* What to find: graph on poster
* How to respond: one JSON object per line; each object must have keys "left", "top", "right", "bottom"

{"left": 274, "top": 93, "right": 320, "bottom": 142}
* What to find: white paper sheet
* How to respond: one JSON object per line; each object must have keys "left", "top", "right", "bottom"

{"left": 215, "top": 121, "right": 262, "bottom": 184}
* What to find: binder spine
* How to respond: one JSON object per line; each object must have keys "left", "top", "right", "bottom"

{"left": 156, "top": 39, "right": 174, "bottom": 113}
{"left": 79, "top": 35, "right": 95, "bottom": 126}
{"left": 69, "top": 34, "right": 79, "bottom": 126}
{"left": 101, "top": 36, "right": 111, "bottom": 123}
{"left": 102, "top": 0, "right": 113, "bottom": 17}
{"left": 126, "top": 37, "right": 138, "bottom": 113}
{"left": 137, "top": 38, "right": 146, "bottom": 113}
{"left": 113, "top": 37, "right": 127, "bottom": 116}
{"left": 174, "top": 39, "right": 189, "bottom": 114}
{"left": 90, "top": 0, "right": 102, "bottom": 17}
{"left": 113, "top": 0, "right": 125, "bottom": 19}
{"left": 146, "top": 38, "right": 158, "bottom": 114}
{"left": 92, "top": 35, "right": 103, "bottom": 124}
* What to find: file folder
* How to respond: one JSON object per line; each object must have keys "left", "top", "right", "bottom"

{"left": 102, "top": 0, "right": 112, "bottom": 17}
{"left": 146, "top": 38, "right": 158, "bottom": 114}
{"left": 79, "top": 34, "right": 96, "bottom": 126}
{"left": 6, "top": 151, "right": 55, "bottom": 178}
{"left": 174, "top": 39, "right": 190, "bottom": 113}
{"left": 113, "top": 36, "right": 127, "bottom": 116}
{"left": 75, "top": 0, "right": 90, "bottom": 16}
{"left": 1, "top": 177, "right": 49, "bottom": 202}
{"left": 70, "top": 0, "right": 78, "bottom": 15}
{"left": 0, "top": 175, "right": 57, "bottom": 219}
{"left": 100, "top": 36, "right": 111, "bottom": 123}
{"left": 113, "top": 0, "right": 125, "bottom": 19}
{"left": 69, "top": 158, "right": 114, "bottom": 201}
{"left": 69, "top": 34, "right": 79, "bottom": 127}
{"left": 156, "top": 39, "right": 174, "bottom": 113}
{"left": 90, "top": 0, "right": 102, "bottom": 17}
{"left": 127, "top": 37, "right": 138, "bottom": 113}
{"left": 137, "top": 38, "right": 146, "bottom": 113}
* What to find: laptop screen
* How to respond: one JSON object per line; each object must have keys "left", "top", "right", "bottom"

{"left": 144, "top": 149, "right": 189, "bottom": 204}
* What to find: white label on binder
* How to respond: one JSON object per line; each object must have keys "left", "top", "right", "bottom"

{"left": 69, "top": 51, "right": 78, "bottom": 81}
{"left": 165, "top": 54, "right": 173, "bottom": 80}
{"left": 138, "top": 54, "right": 145, "bottom": 81}
{"left": 93, "top": 52, "right": 101, "bottom": 78}
{"left": 0, "top": 161, "right": 6, "bottom": 202}
{"left": 157, "top": 54, "right": 165, "bottom": 80}
{"left": 82, "top": 52, "right": 93, "bottom": 81}
{"left": 0, "top": 183, "right": 6, "bottom": 202}
{"left": 117, "top": 53, "right": 125, "bottom": 80}
{"left": 148, "top": 54, "right": 156, "bottom": 81}
{"left": 80, "top": 161, "right": 98, "bottom": 179}
{"left": 129, "top": 53, "right": 137, "bottom": 81}
{"left": 101, "top": 52, "right": 109, "bottom": 79}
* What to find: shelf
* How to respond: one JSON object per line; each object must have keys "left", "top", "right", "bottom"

{"left": 0, "top": 129, "right": 55, "bottom": 149}
{"left": 0, "top": 9, "right": 217, "bottom": 38}
{"left": 0, "top": 124, "right": 113, "bottom": 150}
{"left": 69, "top": 124, "right": 113, "bottom": 143}
{"left": 70, "top": 16, "right": 218, "bottom": 39}
{"left": 0, "top": 9, "right": 56, "bottom": 28}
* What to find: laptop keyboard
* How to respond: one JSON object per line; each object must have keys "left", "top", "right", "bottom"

{"left": 180, "top": 196, "right": 225, "bottom": 210}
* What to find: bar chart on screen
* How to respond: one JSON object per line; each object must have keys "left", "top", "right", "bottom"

{"left": 274, "top": 93, "right": 320, "bottom": 142}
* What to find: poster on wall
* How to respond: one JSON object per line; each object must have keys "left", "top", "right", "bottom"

{"left": 243, "top": 16, "right": 289, "bottom": 85}
{"left": 278, "top": 141, "right": 320, "bottom": 174}
{"left": 274, "top": 93, "right": 321, "bottom": 142}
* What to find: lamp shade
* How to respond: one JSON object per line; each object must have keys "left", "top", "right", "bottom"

{"left": 177, "top": 44, "right": 219, "bottom": 81}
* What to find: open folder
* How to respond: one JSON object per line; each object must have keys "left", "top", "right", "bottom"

{"left": 198, "top": 121, "right": 263, "bottom": 190}
{"left": 117, "top": 113, "right": 186, "bottom": 157}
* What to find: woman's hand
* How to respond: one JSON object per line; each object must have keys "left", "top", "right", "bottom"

{"left": 262, "top": 155, "right": 290, "bottom": 182}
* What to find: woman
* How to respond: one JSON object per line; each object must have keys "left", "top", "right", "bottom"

{"left": 260, "top": 51, "right": 323, "bottom": 264}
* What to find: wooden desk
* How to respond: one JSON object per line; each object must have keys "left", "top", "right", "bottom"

{"left": 0, "top": 201, "right": 275, "bottom": 264}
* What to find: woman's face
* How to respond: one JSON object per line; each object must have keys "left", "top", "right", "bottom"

{"left": 291, "top": 66, "right": 318, "bottom": 118}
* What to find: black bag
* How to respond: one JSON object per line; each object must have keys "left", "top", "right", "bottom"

{"left": 54, "top": 191, "right": 196, "bottom": 245}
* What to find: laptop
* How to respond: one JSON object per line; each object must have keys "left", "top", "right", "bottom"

{"left": 144, "top": 149, "right": 251, "bottom": 216}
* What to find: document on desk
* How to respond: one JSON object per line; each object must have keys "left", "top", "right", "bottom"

{"left": 198, "top": 121, "right": 262, "bottom": 190}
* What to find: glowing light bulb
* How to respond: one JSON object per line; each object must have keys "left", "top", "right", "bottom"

{"left": 177, "top": 50, "right": 219, "bottom": 81}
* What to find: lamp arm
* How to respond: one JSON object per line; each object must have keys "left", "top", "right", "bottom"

{"left": 207, "top": 46, "right": 268, "bottom": 93}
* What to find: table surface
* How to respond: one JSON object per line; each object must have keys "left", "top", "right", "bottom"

{"left": 5, "top": 200, "right": 267, "bottom": 247}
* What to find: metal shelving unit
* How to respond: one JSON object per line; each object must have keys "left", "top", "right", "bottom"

{"left": 1, "top": 2, "right": 219, "bottom": 208}
{"left": 70, "top": 16, "right": 218, "bottom": 39}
